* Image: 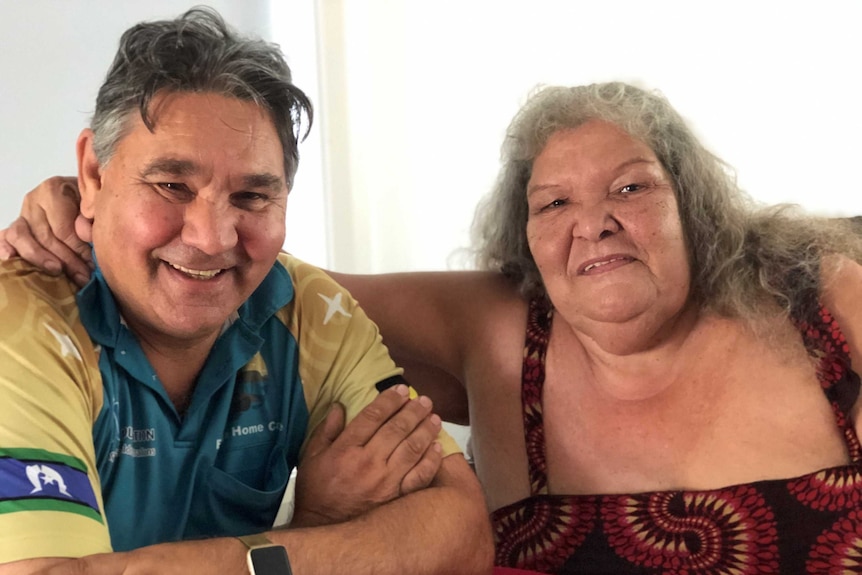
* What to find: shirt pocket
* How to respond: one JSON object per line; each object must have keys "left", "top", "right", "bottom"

{"left": 193, "top": 442, "right": 290, "bottom": 537}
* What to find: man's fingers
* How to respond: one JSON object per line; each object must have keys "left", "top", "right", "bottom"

{"left": 335, "top": 385, "right": 411, "bottom": 446}
{"left": 399, "top": 442, "right": 443, "bottom": 496}
{"left": 303, "top": 404, "right": 346, "bottom": 460}
{"left": 384, "top": 412, "right": 442, "bottom": 472}
{"left": 364, "top": 395, "right": 435, "bottom": 457}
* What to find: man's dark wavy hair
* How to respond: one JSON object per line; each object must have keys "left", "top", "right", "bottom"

{"left": 91, "top": 6, "right": 312, "bottom": 187}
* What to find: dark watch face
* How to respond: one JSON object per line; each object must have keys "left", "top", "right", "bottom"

{"left": 249, "top": 546, "right": 292, "bottom": 575}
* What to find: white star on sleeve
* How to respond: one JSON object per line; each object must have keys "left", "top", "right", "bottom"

{"left": 44, "top": 324, "right": 82, "bottom": 361}
{"left": 318, "top": 292, "right": 352, "bottom": 325}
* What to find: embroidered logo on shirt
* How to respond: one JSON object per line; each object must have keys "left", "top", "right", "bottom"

{"left": 26, "top": 464, "right": 72, "bottom": 496}
{"left": 220, "top": 354, "right": 283, "bottom": 451}
{"left": 0, "top": 448, "right": 102, "bottom": 523}
{"left": 231, "top": 353, "right": 270, "bottom": 414}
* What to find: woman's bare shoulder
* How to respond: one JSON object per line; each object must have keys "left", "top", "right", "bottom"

{"left": 821, "top": 256, "right": 862, "bottom": 346}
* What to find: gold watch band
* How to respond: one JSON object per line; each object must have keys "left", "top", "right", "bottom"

{"left": 238, "top": 533, "right": 293, "bottom": 575}
{"left": 237, "top": 533, "right": 275, "bottom": 549}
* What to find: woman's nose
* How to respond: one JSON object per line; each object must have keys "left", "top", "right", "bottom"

{"left": 572, "top": 201, "right": 621, "bottom": 241}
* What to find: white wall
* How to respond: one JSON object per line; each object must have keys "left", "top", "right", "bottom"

{"left": 2, "top": 0, "right": 861, "bottom": 274}
{"left": 316, "top": 0, "right": 862, "bottom": 274}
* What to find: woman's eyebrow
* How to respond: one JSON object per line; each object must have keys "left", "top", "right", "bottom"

{"left": 613, "top": 157, "right": 656, "bottom": 172}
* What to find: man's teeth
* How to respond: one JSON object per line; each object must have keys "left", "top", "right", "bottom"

{"left": 168, "top": 262, "right": 222, "bottom": 279}
{"left": 584, "top": 257, "right": 624, "bottom": 273}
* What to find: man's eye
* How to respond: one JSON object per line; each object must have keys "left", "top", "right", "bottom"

{"left": 232, "top": 192, "right": 269, "bottom": 208}
{"left": 160, "top": 183, "right": 185, "bottom": 191}
{"left": 156, "top": 183, "right": 193, "bottom": 199}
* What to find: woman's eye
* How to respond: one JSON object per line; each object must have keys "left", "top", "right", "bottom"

{"left": 619, "top": 184, "right": 641, "bottom": 194}
{"left": 544, "top": 199, "right": 567, "bottom": 210}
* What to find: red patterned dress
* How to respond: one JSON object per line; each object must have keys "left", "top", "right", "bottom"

{"left": 491, "top": 298, "right": 862, "bottom": 574}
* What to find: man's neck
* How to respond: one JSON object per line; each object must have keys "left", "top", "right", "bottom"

{"left": 135, "top": 330, "right": 220, "bottom": 415}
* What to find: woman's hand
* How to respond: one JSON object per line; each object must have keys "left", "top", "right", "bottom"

{"left": 0, "top": 176, "right": 93, "bottom": 287}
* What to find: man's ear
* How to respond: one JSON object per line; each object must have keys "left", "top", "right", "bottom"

{"left": 76, "top": 129, "right": 101, "bottom": 219}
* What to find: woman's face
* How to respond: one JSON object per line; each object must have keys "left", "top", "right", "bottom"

{"left": 525, "top": 120, "right": 691, "bottom": 334}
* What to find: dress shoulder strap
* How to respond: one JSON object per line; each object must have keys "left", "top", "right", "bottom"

{"left": 521, "top": 297, "right": 554, "bottom": 495}
{"left": 796, "top": 304, "right": 862, "bottom": 462}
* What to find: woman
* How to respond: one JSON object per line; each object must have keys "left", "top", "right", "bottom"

{"left": 5, "top": 82, "right": 862, "bottom": 573}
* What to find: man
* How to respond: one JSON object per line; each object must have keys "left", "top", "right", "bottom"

{"left": 0, "top": 8, "right": 492, "bottom": 575}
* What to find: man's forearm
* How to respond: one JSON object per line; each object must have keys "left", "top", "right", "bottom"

{"left": 26, "top": 455, "right": 492, "bottom": 575}
{"left": 0, "top": 540, "right": 242, "bottom": 575}
{"left": 277, "top": 454, "right": 493, "bottom": 575}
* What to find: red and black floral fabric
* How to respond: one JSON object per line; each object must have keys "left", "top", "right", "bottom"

{"left": 491, "top": 300, "right": 862, "bottom": 574}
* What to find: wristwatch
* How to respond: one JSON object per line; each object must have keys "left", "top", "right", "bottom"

{"left": 237, "top": 534, "right": 293, "bottom": 575}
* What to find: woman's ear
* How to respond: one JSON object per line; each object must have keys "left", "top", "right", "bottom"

{"left": 76, "top": 129, "right": 101, "bottom": 219}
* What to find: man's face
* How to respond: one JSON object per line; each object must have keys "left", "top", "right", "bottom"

{"left": 78, "top": 91, "right": 288, "bottom": 349}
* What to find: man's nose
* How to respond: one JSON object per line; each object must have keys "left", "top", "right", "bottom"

{"left": 181, "top": 198, "right": 238, "bottom": 255}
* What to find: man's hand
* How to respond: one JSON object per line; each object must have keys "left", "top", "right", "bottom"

{"left": 0, "top": 176, "right": 92, "bottom": 287}
{"left": 292, "top": 383, "right": 444, "bottom": 528}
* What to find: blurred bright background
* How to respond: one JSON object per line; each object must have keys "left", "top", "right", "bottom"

{"left": 2, "top": 0, "right": 860, "bottom": 274}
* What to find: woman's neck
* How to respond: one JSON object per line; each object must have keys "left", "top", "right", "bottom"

{"left": 558, "top": 305, "right": 727, "bottom": 402}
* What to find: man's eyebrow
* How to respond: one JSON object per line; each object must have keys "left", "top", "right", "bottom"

{"left": 140, "top": 159, "right": 285, "bottom": 191}
{"left": 140, "top": 158, "right": 198, "bottom": 178}
{"left": 242, "top": 173, "right": 286, "bottom": 192}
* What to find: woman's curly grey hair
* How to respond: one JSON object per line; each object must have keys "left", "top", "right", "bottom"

{"left": 473, "top": 82, "right": 862, "bottom": 320}
{"left": 91, "top": 6, "right": 312, "bottom": 187}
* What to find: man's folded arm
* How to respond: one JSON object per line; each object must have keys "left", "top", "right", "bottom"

{"left": 2, "top": 454, "right": 493, "bottom": 575}
{"left": 277, "top": 453, "right": 493, "bottom": 575}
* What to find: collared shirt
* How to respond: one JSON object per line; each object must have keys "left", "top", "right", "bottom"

{"left": 0, "top": 253, "right": 459, "bottom": 561}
